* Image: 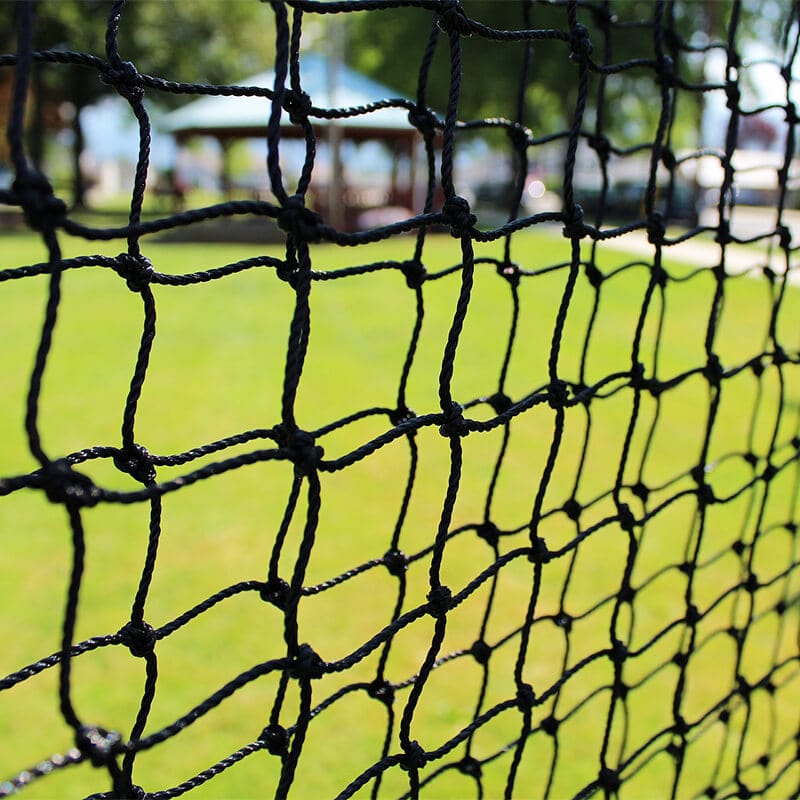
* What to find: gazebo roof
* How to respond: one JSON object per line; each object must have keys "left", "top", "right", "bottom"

{"left": 162, "top": 53, "right": 416, "bottom": 144}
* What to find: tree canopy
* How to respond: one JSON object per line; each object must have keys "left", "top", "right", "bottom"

{"left": 0, "top": 0, "right": 275, "bottom": 204}
{"left": 344, "top": 0, "right": 790, "bottom": 149}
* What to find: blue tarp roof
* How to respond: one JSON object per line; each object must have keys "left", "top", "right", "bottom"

{"left": 163, "top": 53, "right": 414, "bottom": 139}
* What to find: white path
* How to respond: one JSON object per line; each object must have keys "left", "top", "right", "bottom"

{"left": 602, "top": 208, "right": 800, "bottom": 283}
{"left": 597, "top": 207, "right": 800, "bottom": 281}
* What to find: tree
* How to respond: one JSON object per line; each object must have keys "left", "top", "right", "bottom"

{"left": 0, "top": 0, "right": 274, "bottom": 208}
{"left": 344, "top": 0, "right": 787, "bottom": 149}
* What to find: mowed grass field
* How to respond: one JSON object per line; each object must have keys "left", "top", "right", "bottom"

{"left": 1, "top": 221, "right": 799, "bottom": 799}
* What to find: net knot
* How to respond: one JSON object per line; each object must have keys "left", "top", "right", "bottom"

{"left": 630, "top": 360, "right": 647, "bottom": 389}
{"left": 714, "top": 219, "right": 731, "bottom": 245}
{"left": 618, "top": 583, "right": 635, "bottom": 604}
{"left": 697, "top": 481, "right": 716, "bottom": 508}
{"left": 702, "top": 355, "right": 724, "bottom": 387}
{"left": 118, "top": 620, "right": 156, "bottom": 658}
{"left": 773, "top": 346, "right": 789, "bottom": 366}
{"left": 76, "top": 726, "right": 125, "bottom": 768}
{"left": 273, "top": 426, "right": 324, "bottom": 475}
{"left": 40, "top": 461, "right": 100, "bottom": 508}
{"left": 389, "top": 405, "right": 415, "bottom": 426}
{"left": 528, "top": 536, "right": 551, "bottom": 564}
{"left": 459, "top": 756, "right": 482, "bottom": 778}
{"left": 762, "top": 462, "right": 777, "bottom": 481}
{"left": 541, "top": 715, "right": 560, "bottom": 736}
{"left": 588, "top": 134, "right": 611, "bottom": 162}
{"left": 112, "top": 444, "right": 156, "bottom": 484}
{"left": 102, "top": 60, "right": 144, "bottom": 102}
{"left": 516, "top": 682, "right": 536, "bottom": 711}
{"left": 436, "top": 0, "right": 472, "bottom": 36}
{"left": 288, "top": 643, "right": 325, "bottom": 680}
{"left": 400, "top": 259, "right": 427, "bottom": 289}
{"left": 476, "top": 521, "right": 500, "bottom": 547}
{"left": 656, "top": 55, "right": 675, "bottom": 87}
{"left": 259, "top": 723, "right": 289, "bottom": 756}
{"left": 646, "top": 211, "right": 665, "bottom": 244}
{"left": 569, "top": 24, "right": 593, "bottom": 62}
{"left": 731, "top": 539, "right": 747, "bottom": 555}
{"left": 598, "top": 767, "right": 621, "bottom": 792}
{"left": 685, "top": 604, "right": 701, "bottom": 625}
{"left": 547, "top": 380, "right": 569, "bottom": 409}
{"left": 383, "top": 549, "right": 408, "bottom": 577}
{"left": 114, "top": 252, "right": 154, "bottom": 293}
{"left": 496, "top": 260, "right": 520, "bottom": 286}
{"left": 617, "top": 502, "right": 636, "bottom": 532}
{"left": 562, "top": 204, "right": 587, "bottom": 239}
{"left": 260, "top": 577, "right": 290, "bottom": 609}
{"left": 725, "top": 82, "right": 740, "bottom": 111}
{"left": 470, "top": 639, "right": 491, "bottom": 665}
{"left": 661, "top": 148, "right": 677, "bottom": 171}
{"left": 736, "top": 675, "right": 751, "bottom": 698}
{"left": 563, "top": 498, "right": 582, "bottom": 521}
{"left": 367, "top": 679, "right": 395, "bottom": 705}
{"left": 554, "top": 612, "right": 572, "bottom": 632}
{"left": 439, "top": 401, "right": 468, "bottom": 437}
{"left": 442, "top": 195, "right": 476, "bottom": 238}
{"left": 278, "top": 195, "right": 324, "bottom": 242}
{"left": 12, "top": 171, "right": 66, "bottom": 233}
{"left": 786, "top": 101, "right": 798, "bottom": 125}
{"left": 276, "top": 253, "right": 300, "bottom": 288}
{"left": 727, "top": 626, "right": 743, "bottom": 642}
{"left": 584, "top": 260, "right": 604, "bottom": 288}
{"left": 760, "top": 678, "right": 776, "bottom": 696}
{"left": 506, "top": 123, "right": 529, "bottom": 151}
{"left": 573, "top": 380, "right": 589, "bottom": 405}
{"left": 283, "top": 89, "right": 312, "bottom": 125}
{"left": 407, "top": 106, "right": 438, "bottom": 139}
{"left": 427, "top": 584, "right": 452, "bottom": 617}
{"left": 487, "top": 392, "right": 512, "bottom": 415}
{"left": 672, "top": 651, "right": 688, "bottom": 668}
{"left": 776, "top": 224, "right": 792, "bottom": 249}
{"left": 610, "top": 638, "right": 627, "bottom": 664}
{"left": 401, "top": 740, "right": 427, "bottom": 771}
{"left": 652, "top": 263, "right": 668, "bottom": 288}
{"left": 631, "top": 481, "right": 650, "bottom": 502}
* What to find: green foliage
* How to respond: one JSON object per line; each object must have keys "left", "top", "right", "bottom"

{"left": 116, "top": 0, "right": 274, "bottom": 94}
{"left": 344, "top": 0, "right": 791, "bottom": 150}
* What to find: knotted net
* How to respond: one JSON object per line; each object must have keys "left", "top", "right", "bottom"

{"left": 1, "top": 1, "right": 799, "bottom": 798}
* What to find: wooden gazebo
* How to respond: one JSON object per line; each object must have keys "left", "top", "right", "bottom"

{"left": 162, "top": 53, "right": 423, "bottom": 229}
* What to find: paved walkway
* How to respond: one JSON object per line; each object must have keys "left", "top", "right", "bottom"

{"left": 598, "top": 207, "right": 800, "bottom": 281}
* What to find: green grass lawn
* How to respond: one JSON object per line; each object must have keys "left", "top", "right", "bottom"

{"left": 1, "top": 222, "right": 798, "bottom": 799}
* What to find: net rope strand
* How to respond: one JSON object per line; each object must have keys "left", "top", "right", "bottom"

{"left": 1, "top": 0, "right": 799, "bottom": 798}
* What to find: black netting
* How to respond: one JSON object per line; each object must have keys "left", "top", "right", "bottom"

{"left": 1, "top": 1, "right": 799, "bottom": 798}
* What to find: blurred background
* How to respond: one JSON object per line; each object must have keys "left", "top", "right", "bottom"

{"left": 0, "top": 0, "right": 797, "bottom": 240}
